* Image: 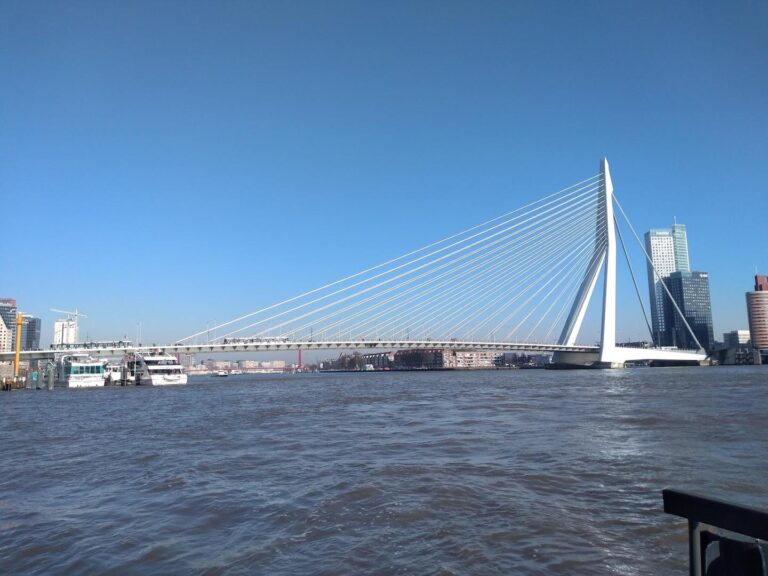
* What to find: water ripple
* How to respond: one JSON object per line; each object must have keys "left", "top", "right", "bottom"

{"left": 1, "top": 367, "right": 767, "bottom": 574}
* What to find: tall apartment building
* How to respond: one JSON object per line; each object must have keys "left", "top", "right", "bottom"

{"left": 0, "top": 315, "right": 12, "bottom": 353}
{"left": 746, "top": 274, "right": 768, "bottom": 351}
{"left": 644, "top": 224, "right": 690, "bottom": 345}
{"left": 663, "top": 271, "right": 715, "bottom": 351}
{"left": 0, "top": 298, "right": 18, "bottom": 351}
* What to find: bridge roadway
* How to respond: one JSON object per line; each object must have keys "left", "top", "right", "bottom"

{"left": 0, "top": 340, "right": 600, "bottom": 362}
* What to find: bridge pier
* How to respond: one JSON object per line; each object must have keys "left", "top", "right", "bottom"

{"left": 550, "top": 351, "right": 624, "bottom": 369}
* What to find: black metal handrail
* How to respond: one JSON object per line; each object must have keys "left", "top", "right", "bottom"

{"left": 663, "top": 489, "right": 768, "bottom": 576}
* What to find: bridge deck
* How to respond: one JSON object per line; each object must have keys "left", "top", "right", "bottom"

{"left": 1, "top": 340, "right": 598, "bottom": 361}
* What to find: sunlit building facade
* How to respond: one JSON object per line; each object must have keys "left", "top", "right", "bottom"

{"left": 645, "top": 224, "right": 691, "bottom": 345}
{"left": 663, "top": 271, "right": 714, "bottom": 352}
{"left": 0, "top": 315, "right": 12, "bottom": 353}
{"left": 0, "top": 298, "right": 17, "bottom": 351}
{"left": 53, "top": 319, "right": 78, "bottom": 346}
{"left": 746, "top": 274, "right": 768, "bottom": 352}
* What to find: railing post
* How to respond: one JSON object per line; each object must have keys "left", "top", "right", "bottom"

{"left": 688, "top": 520, "right": 700, "bottom": 576}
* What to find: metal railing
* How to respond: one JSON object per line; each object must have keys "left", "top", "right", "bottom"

{"left": 663, "top": 489, "right": 768, "bottom": 575}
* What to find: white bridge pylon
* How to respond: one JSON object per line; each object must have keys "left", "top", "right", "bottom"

{"left": 553, "top": 158, "right": 705, "bottom": 367}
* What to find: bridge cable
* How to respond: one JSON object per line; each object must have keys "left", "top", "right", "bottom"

{"left": 613, "top": 213, "right": 654, "bottom": 341}
{"left": 177, "top": 174, "right": 601, "bottom": 343}
{"left": 454, "top": 217, "right": 605, "bottom": 338}
{"left": 405, "top": 212, "right": 604, "bottom": 340}
{"left": 502, "top": 237, "right": 606, "bottom": 341}
{"left": 213, "top": 185, "right": 602, "bottom": 341}
{"left": 275, "top": 195, "right": 602, "bottom": 340}
{"left": 612, "top": 195, "right": 704, "bottom": 351}
{"left": 311, "top": 200, "right": 604, "bottom": 341}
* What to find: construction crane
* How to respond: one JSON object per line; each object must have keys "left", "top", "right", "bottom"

{"left": 50, "top": 308, "right": 87, "bottom": 346}
{"left": 50, "top": 308, "right": 88, "bottom": 321}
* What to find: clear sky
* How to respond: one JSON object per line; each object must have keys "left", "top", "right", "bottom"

{"left": 1, "top": 1, "right": 766, "bottom": 346}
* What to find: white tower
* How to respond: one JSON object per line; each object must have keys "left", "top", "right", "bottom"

{"left": 557, "top": 158, "right": 620, "bottom": 366}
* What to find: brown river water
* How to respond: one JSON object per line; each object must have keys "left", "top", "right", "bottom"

{"left": 1, "top": 366, "right": 766, "bottom": 575}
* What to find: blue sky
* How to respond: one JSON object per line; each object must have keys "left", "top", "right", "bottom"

{"left": 1, "top": 1, "right": 766, "bottom": 346}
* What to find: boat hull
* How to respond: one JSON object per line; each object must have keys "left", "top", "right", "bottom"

{"left": 148, "top": 373, "right": 188, "bottom": 386}
{"left": 55, "top": 375, "right": 105, "bottom": 388}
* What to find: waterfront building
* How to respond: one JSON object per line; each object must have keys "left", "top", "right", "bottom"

{"left": 20, "top": 316, "right": 41, "bottom": 350}
{"left": 360, "top": 352, "right": 394, "bottom": 370}
{"left": 393, "top": 348, "right": 498, "bottom": 369}
{"left": 663, "top": 271, "right": 714, "bottom": 351}
{"left": 393, "top": 349, "right": 446, "bottom": 369}
{"left": 0, "top": 298, "right": 17, "bottom": 351}
{"left": 206, "top": 359, "right": 231, "bottom": 370}
{"left": 722, "top": 330, "right": 750, "bottom": 348}
{"left": 180, "top": 354, "right": 195, "bottom": 370}
{"left": 746, "top": 274, "right": 768, "bottom": 353}
{"left": 53, "top": 318, "right": 78, "bottom": 346}
{"left": 444, "top": 350, "right": 497, "bottom": 369}
{"left": 644, "top": 224, "right": 690, "bottom": 345}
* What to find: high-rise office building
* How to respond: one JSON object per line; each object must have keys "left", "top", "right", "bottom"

{"left": 663, "top": 271, "right": 715, "bottom": 351}
{"left": 645, "top": 223, "right": 690, "bottom": 345}
{"left": 0, "top": 298, "right": 18, "bottom": 351}
{"left": 746, "top": 274, "right": 768, "bottom": 351}
{"left": 21, "top": 317, "right": 41, "bottom": 350}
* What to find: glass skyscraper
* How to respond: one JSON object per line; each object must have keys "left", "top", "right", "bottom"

{"left": 20, "top": 316, "right": 41, "bottom": 351}
{"left": 671, "top": 224, "right": 690, "bottom": 272}
{"left": 663, "top": 271, "right": 715, "bottom": 352}
{"left": 645, "top": 223, "right": 690, "bottom": 345}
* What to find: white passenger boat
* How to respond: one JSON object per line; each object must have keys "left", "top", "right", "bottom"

{"left": 215, "top": 370, "right": 228, "bottom": 377}
{"left": 124, "top": 352, "right": 188, "bottom": 386}
{"left": 55, "top": 354, "right": 105, "bottom": 388}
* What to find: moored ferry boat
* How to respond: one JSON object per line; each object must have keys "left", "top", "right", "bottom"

{"left": 55, "top": 354, "right": 105, "bottom": 388}
{"left": 124, "top": 351, "right": 187, "bottom": 386}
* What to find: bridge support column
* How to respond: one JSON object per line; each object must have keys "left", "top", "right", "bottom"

{"left": 597, "top": 158, "right": 622, "bottom": 368}
{"left": 551, "top": 158, "right": 625, "bottom": 369}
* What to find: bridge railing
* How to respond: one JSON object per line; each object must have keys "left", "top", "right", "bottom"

{"left": 663, "top": 489, "right": 768, "bottom": 575}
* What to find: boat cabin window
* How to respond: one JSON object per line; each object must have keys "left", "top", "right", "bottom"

{"left": 69, "top": 365, "right": 103, "bottom": 374}
{"left": 145, "top": 359, "right": 177, "bottom": 366}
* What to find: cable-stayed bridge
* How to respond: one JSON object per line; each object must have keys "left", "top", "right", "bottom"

{"left": 5, "top": 159, "right": 707, "bottom": 368}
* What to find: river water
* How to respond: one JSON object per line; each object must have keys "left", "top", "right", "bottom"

{"left": 1, "top": 367, "right": 766, "bottom": 575}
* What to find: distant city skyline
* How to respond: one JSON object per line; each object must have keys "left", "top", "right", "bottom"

{"left": 1, "top": 2, "right": 766, "bottom": 344}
